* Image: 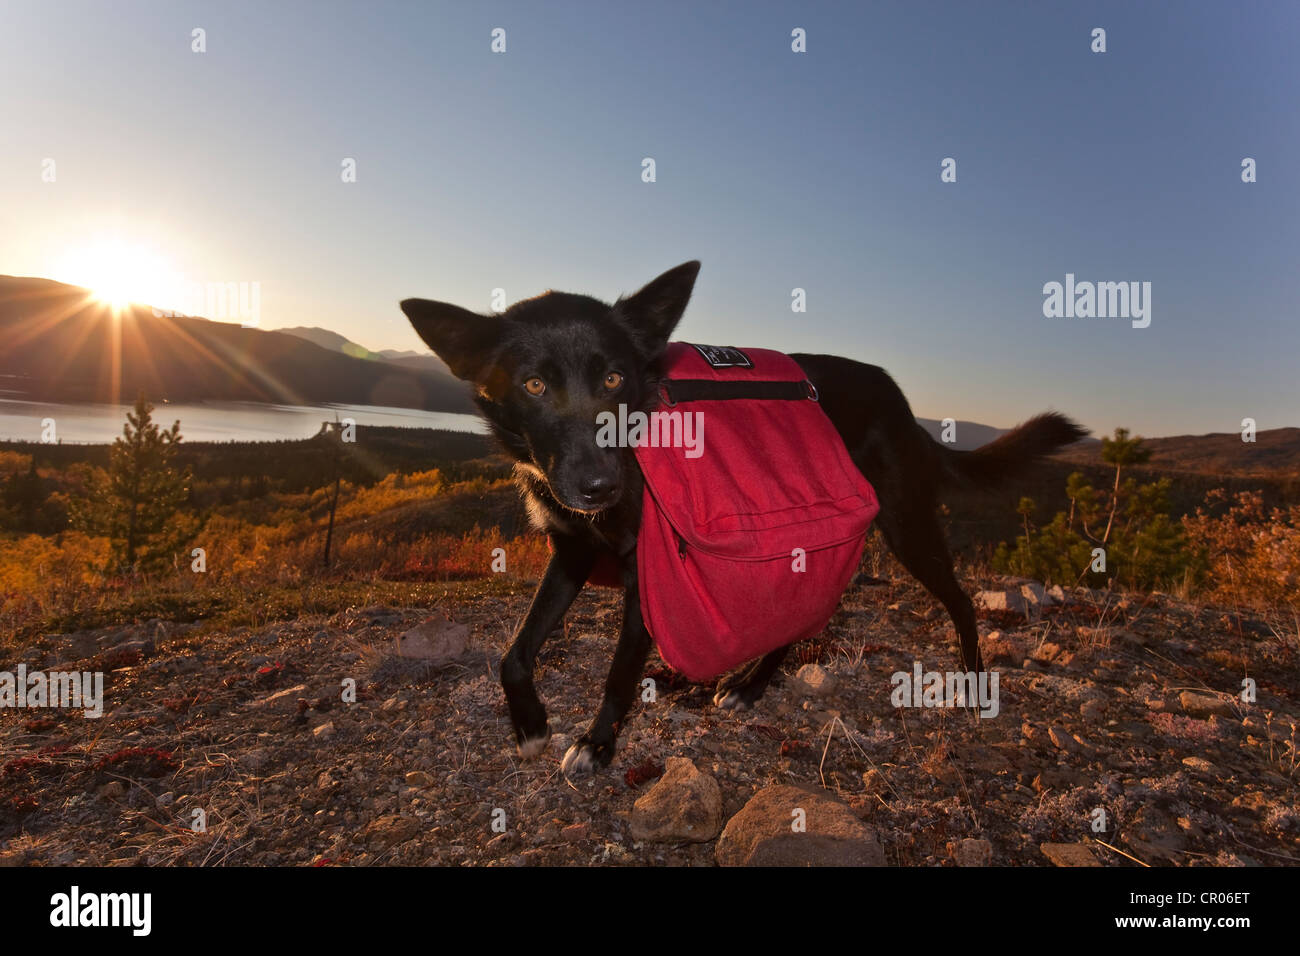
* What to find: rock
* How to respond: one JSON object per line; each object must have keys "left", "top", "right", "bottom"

{"left": 364, "top": 814, "right": 421, "bottom": 849}
{"left": 404, "top": 771, "right": 434, "bottom": 788}
{"left": 975, "top": 590, "right": 1030, "bottom": 617}
{"left": 716, "top": 783, "right": 885, "bottom": 867}
{"left": 98, "top": 640, "right": 153, "bottom": 668}
{"left": 982, "top": 630, "right": 1024, "bottom": 665}
{"left": 1046, "top": 584, "right": 1068, "bottom": 604}
{"left": 1031, "top": 643, "right": 1065, "bottom": 665}
{"left": 794, "top": 663, "right": 838, "bottom": 697}
{"left": 1020, "top": 581, "right": 1054, "bottom": 614}
{"left": 396, "top": 616, "right": 470, "bottom": 662}
{"left": 535, "top": 820, "right": 561, "bottom": 844}
{"left": 952, "top": 838, "right": 993, "bottom": 866}
{"left": 1080, "top": 698, "right": 1106, "bottom": 720}
{"left": 1040, "top": 843, "right": 1101, "bottom": 867}
{"left": 1179, "top": 691, "right": 1232, "bottom": 719}
{"left": 629, "top": 757, "right": 723, "bottom": 843}
{"left": 561, "top": 823, "right": 589, "bottom": 843}
{"left": 1031, "top": 769, "right": 1078, "bottom": 793}
{"left": 1182, "top": 756, "right": 1217, "bottom": 774}
{"left": 312, "top": 721, "right": 336, "bottom": 740}
{"left": 155, "top": 792, "right": 175, "bottom": 809}
{"left": 1124, "top": 806, "right": 1189, "bottom": 863}
{"left": 1048, "top": 725, "right": 1090, "bottom": 754}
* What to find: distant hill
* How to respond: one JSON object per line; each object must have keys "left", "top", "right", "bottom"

{"left": 276, "top": 326, "right": 455, "bottom": 378}
{"left": 274, "top": 326, "right": 354, "bottom": 354}
{"left": 11, "top": 276, "right": 1290, "bottom": 473}
{"left": 172, "top": 325, "right": 1025, "bottom": 449}
{"left": 915, "top": 418, "right": 1009, "bottom": 451}
{"left": 0, "top": 276, "right": 476, "bottom": 413}
{"left": 1053, "top": 427, "right": 1300, "bottom": 477}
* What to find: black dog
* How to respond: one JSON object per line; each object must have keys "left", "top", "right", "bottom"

{"left": 400, "top": 261, "right": 1087, "bottom": 775}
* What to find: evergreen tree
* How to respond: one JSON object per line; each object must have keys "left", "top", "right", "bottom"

{"left": 1, "top": 456, "right": 44, "bottom": 532}
{"left": 1099, "top": 427, "right": 1152, "bottom": 542}
{"left": 993, "top": 427, "right": 1187, "bottom": 591}
{"left": 70, "top": 393, "right": 193, "bottom": 572}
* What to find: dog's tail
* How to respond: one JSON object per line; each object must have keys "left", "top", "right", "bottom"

{"left": 935, "top": 412, "right": 1089, "bottom": 489}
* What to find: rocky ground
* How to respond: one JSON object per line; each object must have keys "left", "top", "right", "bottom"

{"left": 1, "top": 569, "right": 1297, "bottom": 866}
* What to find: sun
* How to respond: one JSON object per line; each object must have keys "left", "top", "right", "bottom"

{"left": 54, "top": 238, "right": 179, "bottom": 314}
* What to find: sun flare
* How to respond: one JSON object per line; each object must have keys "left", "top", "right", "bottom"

{"left": 54, "top": 239, "right": 179, "bottom": 314}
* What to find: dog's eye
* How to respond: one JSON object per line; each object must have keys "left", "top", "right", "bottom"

{"left": 523, "top": 377, "right": 546, "bottom": 396}
{"left": 603, "top": 372, "right": 624, "bottom": 391}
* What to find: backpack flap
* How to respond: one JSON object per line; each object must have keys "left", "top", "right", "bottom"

{"left": 633, "top": 343, "right": 880, "bottom": 680}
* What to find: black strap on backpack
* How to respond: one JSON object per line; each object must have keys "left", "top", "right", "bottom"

{"left": 658, "top": 378, "right": 819, "bottom": 406}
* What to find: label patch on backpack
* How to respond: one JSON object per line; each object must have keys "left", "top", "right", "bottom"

{"left": 692, "top": 344, "right": 753, "bottom": 368}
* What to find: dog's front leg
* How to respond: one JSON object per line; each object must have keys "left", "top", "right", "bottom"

{"left": 501, "top": 536, "right": 594, "bottom": 758}
{"left": 561, "top": 560, "right": 651, "bottom": 776}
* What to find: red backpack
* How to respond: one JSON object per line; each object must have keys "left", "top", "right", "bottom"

{"left": 588, "top": 342, "right": 880, "bottom": 682}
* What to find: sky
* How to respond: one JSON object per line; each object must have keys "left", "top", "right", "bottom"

{"left": 2, "top": 0, "right": 1296, "bottom": 438}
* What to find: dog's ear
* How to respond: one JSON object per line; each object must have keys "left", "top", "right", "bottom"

{"left": 611, "top": 260, "right": 700, "bottom": 360}
{"left": 400, "top": 298, "right": 504, "bottom": 383}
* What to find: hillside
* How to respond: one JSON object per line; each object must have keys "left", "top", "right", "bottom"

{"left": 916, "top": 417, "right": 1011, "bottom": 451}
{"left": 0, "top": 276, "right": 475, "bottom": 413}
{"left": 275, "top": 326, "right": 454, "bottom": 378}
{"left": 1054, "top": 427, "right": 1300, "bottom": 478}
{"left": 2, "top": 566, "right": 1296, "bottom": 866}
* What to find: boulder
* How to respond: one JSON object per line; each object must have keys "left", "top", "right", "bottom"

{"left": 1179, "top": 690, "right": 1233, "bottom": 719}
{"left": 629, "top": 757, "right": 723, "bottom": 843}
{"left": 952, "top": 838, "right": 993, "bottom": 866}
{"left": 1040, "top": 843, "right": 1102, "bottom": 867}
{"left": 793, "top": 663, "right": 838, "bottom": 697}
{"left": 396, "top": 616, "right": 470, "bottom": 662}
{"left": 975, "top": 590, "right": 1030, "bottom": 616}
{"left": 716, "top": 783, "right": 884, "bottom": 866}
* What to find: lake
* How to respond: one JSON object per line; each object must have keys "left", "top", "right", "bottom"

{"left": 0, "top": 400, "right": 488, "bottom": 444}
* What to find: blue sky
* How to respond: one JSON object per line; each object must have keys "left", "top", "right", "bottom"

{"left": 2, "top": 0, "right": 1296, "bottom": 437}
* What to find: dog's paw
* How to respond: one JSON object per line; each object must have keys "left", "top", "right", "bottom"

{"left": 560, "top": 737, "right": 614, "bottom": 777}
{"left": 712, "top": 687, "right": 753, "bottom": 711}
{"left": 515, "top": 725, "right": 551, "bottom": 759}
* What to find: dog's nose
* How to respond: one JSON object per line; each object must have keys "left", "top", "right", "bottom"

{"left": 579, "top": 476, "right": 620, "bottom": 506}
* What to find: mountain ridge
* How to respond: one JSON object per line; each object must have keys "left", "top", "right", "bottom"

{"left": 4, "top": 276, "right": 1297, "bottom": 469}
{"left": 0, "top": 276, "right": 476, "bottom": 414}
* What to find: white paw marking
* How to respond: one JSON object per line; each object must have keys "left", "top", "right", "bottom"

{"left": 561, "top": 743, "right": 596, "bottom": 777}
{"left": 713, "top": 689, "right": 751, "bottom": 710}
{"left": 516, "top": 730, "right": 551, "bottom": 759}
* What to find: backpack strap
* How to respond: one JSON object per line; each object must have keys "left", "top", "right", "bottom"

{"left": 658, "top": 378, "right": 818, "bottom": 406}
